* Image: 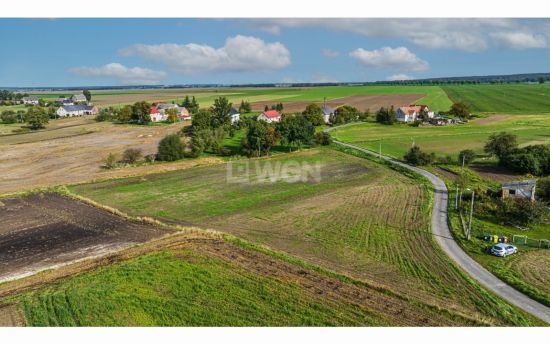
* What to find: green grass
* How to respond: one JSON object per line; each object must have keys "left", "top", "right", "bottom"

{"left": 330, "top": 114, "right": 550, "bottom": 159}
{"left": 443, "top": 84, "right": 550, "bottom": 113}
{"left": 68, "top": 147, "right": 537, "bottom": 325}
{"left": 21, "top": 248, "right": 383, "bottom": 326}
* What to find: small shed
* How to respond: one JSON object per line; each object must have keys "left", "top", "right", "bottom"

{"left": 502, "top": 180, "right": 536, "bottom": 201}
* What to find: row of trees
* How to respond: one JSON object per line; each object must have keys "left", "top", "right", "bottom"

{"left": 0, "top": 90, "right": 29, "bottom": 101}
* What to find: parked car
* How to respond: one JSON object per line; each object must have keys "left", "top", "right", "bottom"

{"left": 491, "top": 243, "right": 518, "bottom": 257}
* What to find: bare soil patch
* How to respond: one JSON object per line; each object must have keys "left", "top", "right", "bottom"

{"left": 473, "top": 115, "right": 512, "bottom": 125}
{"left": 0, "top": 193, "right": 172, "bottom": 283}
{"left": 470, "top": 164, "right": 523, "bottom": 183}
{"left": 251, "top": 94, "right": 424, "bottom": 112}
{"left": 0, "top": 304, "right": 25, "bottom": 326}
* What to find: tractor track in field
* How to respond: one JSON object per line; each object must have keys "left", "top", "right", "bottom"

{"left": 325, "top": 126, "right": 550, "bottom": 324}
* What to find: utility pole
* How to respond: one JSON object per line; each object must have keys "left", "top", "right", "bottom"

{"left": 461, "top": 154, "right": 465, "bottom": 171}
{"left": 455, "top": 184, "right": 458, "bottom": 210}
{"left": 379, "top": 140, "right": 382, "bottom": 160}
{"left": 467, "top": 191, "right": 475, "bottom": 241}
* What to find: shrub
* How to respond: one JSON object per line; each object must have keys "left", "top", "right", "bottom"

{"left": 375, "top": 106, "right": 397, "bottom": 125}
{"left": 95, "top": 112, "right": 113, "bottom": 122}
{"left": 403, "top": 146, "right": 435, "bottom": 166}
{"left": 1, "top": 110, "right": 17, "bottom": 124}
{"left": 314, "top": 132, "right": 332, "bottom": 146}
{"left": 537, "top": 177, "right": 550, "bottom": 202}
{"left": 123, "top": 148, "right": 143, "bottom": 163}
{"left": 103, "top": 153, "right": 118, "bottom": 169}
{"left": 458, "top": 149, "right": 476, "bottom": 165}
{"left": 218, "top": 147, "right": 233, "bottom": 156}
{"left": 302, "top": 104, "right": 325, "bottom": 126}
{"left": 157, "top": 134, "right": 185, "bottom": 161}
{"left": 497, "top": 198, "right": 547, "bottom": 226}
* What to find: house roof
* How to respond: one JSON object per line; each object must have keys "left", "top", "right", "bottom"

{"left": 262, "top": 110, "right": 281, "bottom": 118}
{"left": 502, "top": 180, "right": 537, "bottom": 188}
{"left": 229, "top": 107, "right": 240, "bottom": 115}
{"left": 150, "top": 106, "right": 160, "bottom": 114}
{"left": 22, "top": 96, "right": 38, "bottom": 101}
{"left": 321, "top": 105, "right": 334, "bottom": 115}
{"left": 157, "top": 103, "right": 178, "bottom": 110}
{"left": 72, "top": 94, "right": 87, "bottom": 101}
{"left": 60, "top": 105, "right": 95, "bottom": 112}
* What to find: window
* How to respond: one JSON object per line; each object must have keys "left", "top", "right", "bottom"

{"left": 509, "top": 189, "right": 516, "bottom": 195}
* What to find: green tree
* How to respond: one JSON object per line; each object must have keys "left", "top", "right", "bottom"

{"left": 157, "top": 134, "right": 185, "bottom": 161}
{"left": 278, "top": 114, "right": 315, "bottom": 150}
{"left": 182, "top": 95, "right": 191, "bottom": 109}
{"left": 83, "top": 89, "right": 92, "bottom": 102}
{"left": 484, "top": 132, "right": 518, "bottom": 160}
{"left": 302, "top": 104, "right": 325, "bottom": 126}
{"left": 239, "top": 100, "right": 251, "bottom": 113}
{"left": 1, "top": 110, "right": 17, "bottom": 124}
{"left": 132, "top": 101, "right": 151, "bottom": 124}
{"left": 333, "top": 105, "right": 359, "bottom": 125}
{"left": 375, "top": 106, "right": 397, "bottom": 125}
{"left": 118, "top": 105, "right": 133, "bottom": 123}
{"left": 166, "top": 108, "right": 179, "bottom": 123}
{"left": 537, "top": 177, "right": 550, "bottom": 202}
{"left": 241, "top": 121, "right": 280, "bottom": 157}
{"left": 403, "top": 146, "right": 435, "bottom": 166}
{"left": 24, "top": 106, "right": 49, "bottom": 129}
{"left": 448, "top": 102, "right": 472, "bottom": 119}
{"left": 314, "top": 131, "right": 332, "bottom": 146}
{"left": 191, "top": 108, "right": 213, "bottom": 131}
{"left": 458, "top": 149, "right": 476, "bottom": 165}
{"left": 538, "top": 77, "right": 545, "bottom": 84}
{"left": 211, "top": 97, "right": 232, "bottom": 128}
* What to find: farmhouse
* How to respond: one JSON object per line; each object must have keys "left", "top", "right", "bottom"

{"left": 396, "top": 104, "right": 435, "bottom": 122}
{"left": 502, "top": 180, "right": 536, "bottom": 201}
{"left": 71, "top": 94, "right": 87, "bottom": 103}
{"left": 257, "top": 110, "right": 282, "bottom": 123}
{"left": 57, "top": 97, "right": 74, "bottom": 105}
{"left": 321, "top": 104, "right": 334, "bottom": 124}
{"left": 22, "top": 96, "right": 39, "bottom": 105}
{"left": 149, "top": 103, "right": 190, "bottom": 122}
{"left": 229, "top": 107, "right": 240, "bottom": 124}
{"left": 56, "top": 105, "right": 99, "bottom": 117}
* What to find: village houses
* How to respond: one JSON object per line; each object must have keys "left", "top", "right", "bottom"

{"left": 257, "top": 110, "right": 282, "bottom": 123}
{"left": 149, "top": 103, "right": 190, "bottom": 122}
{"left": 396, "top": 104, "right": 435, "bottom": 122}
{"left": 56, "top": 105, "right": 99, "bottom": 117}
{"left": 21, "top": 96, "right": 39, "bottom": 105}
{"left": 502, "top": 180, "right": 537, "bottom": 201}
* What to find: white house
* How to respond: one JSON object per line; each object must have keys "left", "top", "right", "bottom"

{"left": 321, "top": 104, "right": 334, "bottom": 124}
{"left": 396, "top": 104, "right": 435, "bottom": 122}
{"left": 71, "top": 94, "right": 87, "bottom": 103}
{"left": 22, "top": 96, "right": 39, "bottom": 105}
{"left": 57, "top": 105, "right": 99, "bottom": 117}
{"left": 257, "top": 110, "right": 282, "bottom": 123}
{"left": 229, "top": 107, "right": 240, "bottom": 124}
{"left": 150, "top": 104, "right": 191, "bottom": 122}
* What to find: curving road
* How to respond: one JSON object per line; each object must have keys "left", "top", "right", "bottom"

{"left": 326, "top": 130, "right": 550, "bottom": 324}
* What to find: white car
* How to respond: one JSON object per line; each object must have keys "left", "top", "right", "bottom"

{"left": 491, "top": 243, "right": 518, "bottom": 257}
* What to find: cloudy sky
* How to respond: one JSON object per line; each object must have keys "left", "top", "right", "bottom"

{"left": 1, "top": 18, "right": 550, "bottom": 87}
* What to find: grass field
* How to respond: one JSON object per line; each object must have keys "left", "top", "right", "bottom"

{"left": 20, "top": 246, "right": 383, "bottom": 326}
{"left": 68, "top": 148, "right": 537, "bottom": 325}
{"left": 330, "top": 114, "right": 550, "bottom": 159}
{"left": 442, "top": 84, "right": 550, "bottom": 113}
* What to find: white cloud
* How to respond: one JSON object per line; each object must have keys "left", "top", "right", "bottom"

{"left": 255, "top": 24, "right": 281, "bottom": 35}
{"left": 350, "top": 47, "right": 429, "bottom": 72}
{"left": 490, "top": 32, "right": 548, "bottom": 49}
{"left": 321, "top": 48, "right": 340, "bottom": 58}
{"left": 252, "top": 18, "right": 550, "bottom": 52}
{"left": 69, "top": 63, "right": 167, "bottom": 85}
{"left": 119, "top": 35, "right": 291, "bottom": 74}
{"left": 386, "top": 74, "right": 413, "bottom": 81}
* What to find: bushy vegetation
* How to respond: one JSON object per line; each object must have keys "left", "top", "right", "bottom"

{"left": 24, "top": 106, "right": 49, "bottom": 129}
{"left": 403, "top": 146, "right": 435, "bottom": 166}
{"left": 157, "top": 134, "right": 185, "bottom": 161}
{"left": 375, "top": 106, "right": 397, "bottom": 125}
{"left": 314, "top": 132, "right": 332, "bottom": 146}
{"left": 448, "top": 101, "right": 472, "bottom": 119}
{"left": 458, "top": 149, "right": 476, "bottom": 166}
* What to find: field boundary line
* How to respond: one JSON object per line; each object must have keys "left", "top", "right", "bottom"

{"left": 324, "top": 126, "right": 550, "bottom": 324}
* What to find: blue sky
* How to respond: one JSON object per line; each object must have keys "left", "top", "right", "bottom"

{"left": 1, "top": 18, "right": 550, "bottom": 87}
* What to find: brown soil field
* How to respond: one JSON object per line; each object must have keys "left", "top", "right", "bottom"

{"left": 250, "top": 94, "right": 424, "bottom": 112}
{"left": 0, "top": 117, "right": 222, "bottom": 195}
{"left": 469, "top": 165, "right": 524, "bottom": 183}
{"left": 0, "top": 232, "right": 482, "bottom": 326}
{"left": 0, "top": 192, "right": 172, "bottom": 283}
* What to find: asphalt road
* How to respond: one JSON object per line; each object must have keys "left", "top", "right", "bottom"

{"left": 328, "top": 136, "right": 550, "bottom": 324}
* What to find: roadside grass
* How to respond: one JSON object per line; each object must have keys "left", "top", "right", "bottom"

{"left": 68, "top": 147, "right": 537, "bottom": 325}
{"left": 442, "top": 84, "right": 550, "bottom": 113}
{"left": 21, "top": 248, "right": 383, "bottom": 326}
{"left": 329, "top": 114, "right": 550, "bottom": 159}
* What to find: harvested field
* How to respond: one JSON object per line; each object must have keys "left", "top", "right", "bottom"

{"left": 10, "top": 234, "right": 483, "bottom": 326}
{"left": 0, "top": 117, "right": 219, "bottom": 195}
{"left": 69, "top": 148, "right": 537, "bottom": 325}
{"left": 506, "top": 250, "right": 550, "bottom": 299}
{"left": 0, "top": 192, "right": 172, "bottom": 283}
{"left": 250, "top": 94, "right": 424, "bottom": 112}
{"left": 469, "top": 164, "right": 524, "bottom": 183}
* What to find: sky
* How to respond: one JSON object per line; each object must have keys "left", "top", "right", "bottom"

{"left": 1, "top": 18, "right": 550, "bottom": 87}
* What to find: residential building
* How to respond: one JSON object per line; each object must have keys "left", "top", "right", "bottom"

{"left": 229, "top": 107, "right": 240, "bottom": 124}
{"left": 321, "top": 104, "right": 334, "bottom": 124}
{"left": 71, "top": 94, "right": 87, "bottom": 103}
{"left": 396, "top": 104, "right": 435, "bottom": 122}
{"left": 257, "top": 110, "right": 282, "bottom": 123}
{"left": 56, "top": 105, "right": 99, "bottom": 117}
{"left": 502, "top": 180, "right": 537, "bottom": 201}
{"left": 22, "top": 96, "right": 39, "bottom": 105}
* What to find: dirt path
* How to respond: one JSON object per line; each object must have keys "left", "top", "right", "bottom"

{"left": 326, "top": 127, "right": 550, "bottom": 324}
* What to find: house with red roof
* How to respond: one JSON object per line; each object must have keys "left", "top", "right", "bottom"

{"left": 149, "top": 105, "right": 165, "bottom": 122}
{"left": 396, "top": 104, "right": 434, "bottom": 122}
{"left": 257, "top": 110, "right": 282, "bottom": 123}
